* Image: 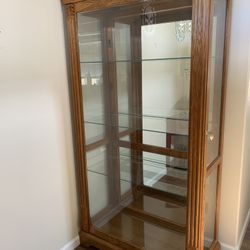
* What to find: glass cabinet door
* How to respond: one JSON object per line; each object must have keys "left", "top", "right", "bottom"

{"left": 204, "top": 0, "right": 227, "bottom": 248}
{"left": 77, "top": 1, "right": 193, "bottom": 249}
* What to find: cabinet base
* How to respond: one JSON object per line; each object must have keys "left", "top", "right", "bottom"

{"left": 79, "top": 231, "right": 124, "bottom": 250}
{"left": 80, "top": 231, "right": 221, "bottom": 250}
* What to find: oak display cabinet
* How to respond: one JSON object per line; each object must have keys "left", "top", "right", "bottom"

{"left": 62, "top": 0, "right": 231, "bottom": 249}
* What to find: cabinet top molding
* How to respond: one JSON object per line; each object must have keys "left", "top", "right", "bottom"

{"left": 61, "top": 0, "right": 192, "bottom": 14}
{"left": 61, "top": 0, "right": 79, "bottom": 4}
{"left": 61, "top": 0, "right": 142, "bottom": 6}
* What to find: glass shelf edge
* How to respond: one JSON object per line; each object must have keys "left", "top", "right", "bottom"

{"left": 80, "top": 57, "right": 191, "bottom": 64}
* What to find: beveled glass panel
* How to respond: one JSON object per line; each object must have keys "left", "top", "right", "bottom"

{"left": 207, "top": 0, "right": 227, "bottom": 165}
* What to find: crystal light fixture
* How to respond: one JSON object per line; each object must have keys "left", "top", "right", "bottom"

{"left": 175, "top": 20, "right": 192, "bottom": 42}
{"left": 142, "top": 0, "right": 156, "bottom": 26}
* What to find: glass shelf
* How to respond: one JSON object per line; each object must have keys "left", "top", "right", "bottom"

{"left": 87, "top": 151, "right": 188, "bottom": 197}
{"left": 87, "top": 157, "right": 187, "bottom": 193}
{"left": 85, "top": 111, "right": 189, "bottom": 124}
{"left": 119, "top": 156, "right": 188, "bottom": 174}
{"left": 116, "top": 111, "right": 189, "bottom": 122}
{"left": 79, "top": 41, "right": 102, "bottom": 45}
{"left": 88, "top": 151, "right": 188, "bottom": 173}
{"left": 84, "top": 120, "right": 188, "bottom": 137}
{"left": 87, "top": 169, "right": 132, "bottom": 185}
{"left": 85, "top": 124, "right": 188, "bottom": 136}
{"left": 80, "top": 56, "right": 191, "bottom": 64}
{"left": 84, "top": 111, "right": 189, "bottom": 147}
{"left": 87, "top": 148, "right": 187, "bottom": 183}
{"left": 81, "top": 61, "right": 103, "bottom": 64}
{"left": 119, "top": 151, "right": 188, "bottom": 171}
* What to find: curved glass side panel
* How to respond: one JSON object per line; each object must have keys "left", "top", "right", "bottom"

{"left": 207, "top": 0, "right": 227, "bottom": 165}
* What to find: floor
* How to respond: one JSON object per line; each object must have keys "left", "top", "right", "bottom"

{"left": 75, "top": 222, "right": 250, "bottom": 250}
{"left": 241, "top": 223, "right": 250, "bottom": 250}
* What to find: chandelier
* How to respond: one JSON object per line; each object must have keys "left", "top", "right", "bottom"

{"left": 142, "top": 0, "right": 156, "bottom": 26}
{"left": 175, "top": 20, "right": 192, "bottom": 42}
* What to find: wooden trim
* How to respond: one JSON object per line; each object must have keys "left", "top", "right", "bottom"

{"left": 138, "top": 185, "right": 186, "bottom": 207}
{"left": 64, "top": 4, "right": 90, "bottom": 232}
{"left": 85, "top": 129, "right": 133, "bottom": 152}
{"left": 80, "top": 231, "right": 125, "bottom": 250}
{"left": 61, "top": 0, "right": 193, "bottom": 8}
{"left": 130, "top": 18, "right": 143, "bottom": 196}
{"left": 119, "top": 129, "right": 134, "bottom": 139}
{"left": 61, "top": 0, "right": 140, "bottom": 7}
{"left": 154, "top": 6, "right": 192, "bottom": 24}
{"left": 62, "top": 0, "right": 81, "bottom": 5}
{"left": 86, "top": 138, "right": 110, "bottom": 151}
{"left": 75, "top": 0, "right": 140, "bottom": 12}
{"left": 137, "top": 142, "right": 188, "bottom": 159}
{"left": 119, "top": 140, "right": 188, "bottom": 159}
{"left": 159, "top": 175, "right": 187, "bottom": 188}
{"left": 104, "top": 18, "right": 122, "bottom": 206}
{"left": 209, "top": 240, "right": 221, "bottom": 250}
{"left": 214, "top": 164, "right": 222, "bottom": 242}
{"left": 186, "top": 0, "right": 213, "bottom": 249}
{"left": 74, "top": 0, "right": 192, "bottom": 14}
{"left": 206, "top": 156, "right": 221, "bottom": 176}
{"left": 90, "top": 228, "right": 142, "bottom": 250}
{"left": 124, "top": 206, "right": 186, "bottom": 233}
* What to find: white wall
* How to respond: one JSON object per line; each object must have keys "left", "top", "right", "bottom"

{"left": 219, "top": 0, "right": 250, "bottom": 248}
{"left": 0, "top": 0, "right": 79, "bottom": 250}
{"left": 237, "top": 19, "right": 250, "bottom": 245}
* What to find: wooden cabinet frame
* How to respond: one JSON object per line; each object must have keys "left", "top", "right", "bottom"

{"left": 62, "top": 0, "right": 232, "bottom": 249}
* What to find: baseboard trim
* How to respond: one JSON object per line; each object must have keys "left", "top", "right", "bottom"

{"left": 236, "top": 208, "right": 250, "bottom": 250}
{"left": 220, "top": 242, "right": 235, "bottom": 250}
{"left": 60, "top": 236, "right": 80, "bottom": 250}
{"left": 220, "top": 208, "right": 250, "bottom": 250}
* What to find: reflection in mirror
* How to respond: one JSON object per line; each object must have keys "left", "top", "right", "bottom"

{"left": 141, "top": 21, "right": 191, "bottom": 196}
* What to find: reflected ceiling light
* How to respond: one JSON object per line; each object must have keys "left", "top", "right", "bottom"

{"left": 175, "top": 20, "right": 192, "bottom": 42}
{"left": 142, "top": 0, "right": 156, "bottom": 27}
